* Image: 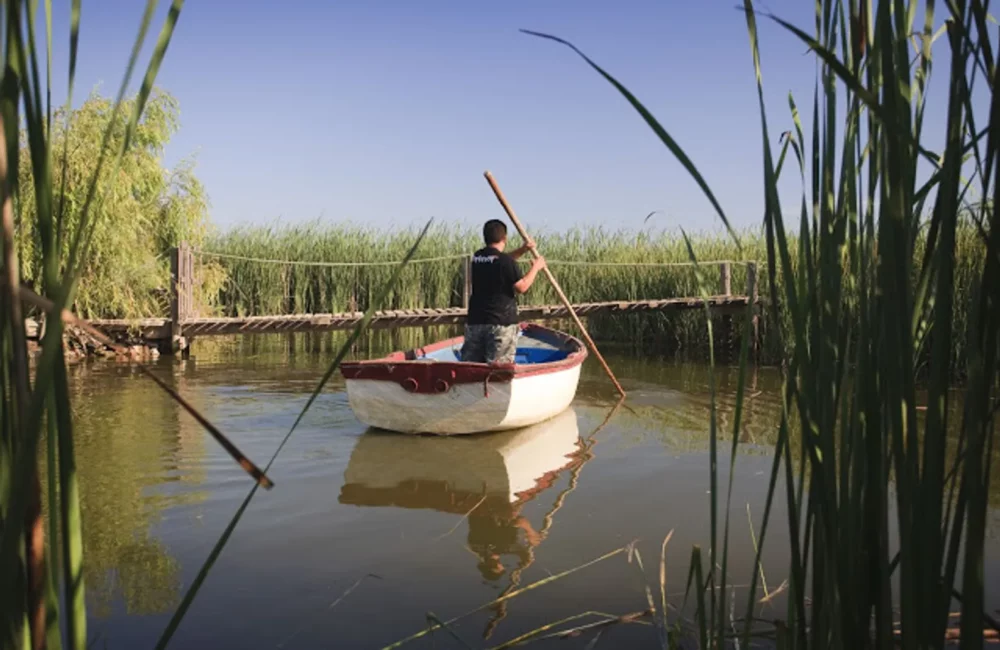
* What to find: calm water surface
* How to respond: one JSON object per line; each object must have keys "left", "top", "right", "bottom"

{"left": 64, "top": 337, "right": 999, "bottom": 649}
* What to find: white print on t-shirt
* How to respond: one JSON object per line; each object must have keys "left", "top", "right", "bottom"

{"left": 472, "top": 255, "right": 499, "bottom": 263}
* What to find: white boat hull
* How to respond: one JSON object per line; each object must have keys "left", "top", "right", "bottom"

{"left": 345, "top": 363, "right": 581, "bottom": 435}
{"left": 340, "top": 323, "right": 588, "bottom": 435}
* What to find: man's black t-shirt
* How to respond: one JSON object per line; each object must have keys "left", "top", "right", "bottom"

{"left": 467, "top": 246, "right": 522, "bottom": 325}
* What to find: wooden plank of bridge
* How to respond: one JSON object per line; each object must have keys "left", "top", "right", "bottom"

{"left": 99, "top": 244, "right": 764, "bottom": 353}
{"left": 91, "top": 296, "right": 758, "bottom": 343}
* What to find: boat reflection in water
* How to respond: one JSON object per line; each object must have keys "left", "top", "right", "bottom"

{"left": 338, "top": 406, "right": 594, "bottom": 637}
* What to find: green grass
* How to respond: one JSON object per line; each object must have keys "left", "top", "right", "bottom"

{"left": 198, "top": 220, "right": 986, "bottom": 373}
{"left": 203, "top": 221, "right": 755, "bottom": 317}
{"left": 199, "top": 221, "right": 763, "bottom": 359}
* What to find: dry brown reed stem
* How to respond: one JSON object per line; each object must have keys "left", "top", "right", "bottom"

{"left": 658, "top": 530, "right": 674, "bottom": 638}
{"left": 434, "top": 495, "right": 488, "bottom": 541}
{"left": 487, "top": 609, "right": 653, "bottom": 649}
{"left": 23, "top": 483, "right": 44, "bottom": 650}
{"left": 1, "top": 110, "right": 46, "bottom": 650}
{"left": 15, "top": 284, "right": 274, "bottom": 490}
{"left": 557, "top": 609, "right": 652, "bottom": 637}
{"left": 895, "top": 628, "right": 999, "bottom": 644}
{"left": 275, "top": 573, "right": 383, "bottom": 649}
{"left": 382, "top": 546, "right": 629, "bottom": 649}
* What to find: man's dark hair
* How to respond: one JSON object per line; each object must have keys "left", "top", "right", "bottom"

{"left": 483, "top": 219, "right": 507, "bottom": 245}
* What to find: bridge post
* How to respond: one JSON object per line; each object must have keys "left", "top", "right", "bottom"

{"left": 462, "top": 255, "right": 472, "bottom": 309}
{"left": 169, "top": 242, "right": 194, "bottom": 356}
{"left": 718, "top": 262, "right": 733, "bottom": 355}
{"left": 746, "top": 261, "right": 759, "bottom": 359}
{"left": 719, "top": 262, "right": 732, "bottom": 296}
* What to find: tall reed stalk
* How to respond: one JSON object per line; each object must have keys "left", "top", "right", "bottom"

{"left": 529, "top": 0, "right": 999, "bottom": 646}
{"left": 0, "top": 2, "right": 194, "bottom": 648}
{"left": 0, "top": 6, "right": 434, "bottom": 650}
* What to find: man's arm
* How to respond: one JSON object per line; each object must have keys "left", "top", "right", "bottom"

{"left": 513, "top": 256, "right": 546, "bottom": 294}
{"left": 509, "top": 238, "right": 536, "bottom": 261}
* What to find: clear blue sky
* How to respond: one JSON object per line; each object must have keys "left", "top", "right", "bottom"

{"left": 41, "top": 0, "right": 947, "bottom": 235}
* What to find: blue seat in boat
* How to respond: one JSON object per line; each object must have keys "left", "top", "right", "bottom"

{"left": 513, "top": 347, "right": 568, "bottom": 364}
{"left": 423, "top": 331, "right": 570, "bottom": 364}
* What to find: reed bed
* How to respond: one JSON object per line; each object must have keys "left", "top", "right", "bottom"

{"left": 200, "top": 220, "right": 986, "bottom": 371}
{"left": 204, "top": 222, "right": 753, "bottom": 314}
{"left": 518, "top": 0, "right": 1000, "bottom": 647}
{"left": 200, "top": 222, "right": 764, "bottom": 359}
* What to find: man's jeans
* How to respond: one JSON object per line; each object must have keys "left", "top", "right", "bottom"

{"left": 460, "top": 324, "right": 518, "bottom": 364}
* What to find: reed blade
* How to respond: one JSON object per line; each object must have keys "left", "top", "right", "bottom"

{"left": 153, "top": 219, "right": 434, "bottom": 649}
{"left": 52, "top": 354, "right": 85, "bottom": 650}
{"left": 43, "top": 393, "right": 61, "bottom": 650}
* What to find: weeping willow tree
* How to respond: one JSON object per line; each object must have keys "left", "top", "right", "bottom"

{"left": 14, "top": 89, "right": 216, "bottom": 319}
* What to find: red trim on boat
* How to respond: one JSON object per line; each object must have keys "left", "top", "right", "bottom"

{"left": 339, "top": 323, "right": 587, "bottom": 394}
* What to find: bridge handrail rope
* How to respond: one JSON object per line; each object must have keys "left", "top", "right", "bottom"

{"left": 193, "top": 248, "right": 757, "bottom": 269}
{"left": 193, "top": 249, "right": 468, "bottom": 267}
{"left": 521, "top": 259, "right": 758, "bottom": 267}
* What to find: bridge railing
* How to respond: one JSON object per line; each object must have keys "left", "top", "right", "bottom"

{"left": 155, "top": 243, "right": 761, "bottom": 354}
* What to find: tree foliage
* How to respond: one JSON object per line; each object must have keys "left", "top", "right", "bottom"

{"left": 14, "top": 88, "right": 213, "bottom": 318}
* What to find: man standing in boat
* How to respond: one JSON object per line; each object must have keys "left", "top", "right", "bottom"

{"left": 461, "top": 219, "right": 546, "bottom": 364}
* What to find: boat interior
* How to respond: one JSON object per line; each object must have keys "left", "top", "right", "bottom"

{"left": 419, "top": 329, "right": 572, "bottom": 364}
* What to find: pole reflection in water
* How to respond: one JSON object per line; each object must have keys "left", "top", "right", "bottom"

{"left": 338, "top": 401, "right": 622, "bottom": 639}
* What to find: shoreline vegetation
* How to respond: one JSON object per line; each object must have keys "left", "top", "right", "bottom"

{"left": 197, "top": 220, "right": 986, "bottom": 372}
{"left": 5, "top": 68, "right": 986, "bottom": 376}
{"left": 24, "top": 218, "right": 990, "bottom": 373}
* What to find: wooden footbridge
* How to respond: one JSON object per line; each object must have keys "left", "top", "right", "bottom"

{"left": 86, "top": 244, "right": 761, "bottom": 353}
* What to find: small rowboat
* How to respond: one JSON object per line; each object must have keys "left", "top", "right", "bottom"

{"left": 339, "top": 323, "right": 587, "bottom": 435}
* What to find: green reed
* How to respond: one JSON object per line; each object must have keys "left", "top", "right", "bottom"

{"left": 202, "top": 221, "right": 763, "bottom": 359}
{"left": 202, "top": 219, "right": 986, "bottom": 371}
{"left": 0, "top": 2, "right": 194, "bottom": 648}
{"left": 0, "top": 2, "right": 420, "bottom": 649}
{"left": 526, "top": 0, "right": 1000, "bottom": 647}
{"left": 0, "top": 3, "right": 430, "bottom": 643}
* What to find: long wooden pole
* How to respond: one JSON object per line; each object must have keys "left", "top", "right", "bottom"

{"left": 483, "top": 170, "right": 626, "bottom": 398}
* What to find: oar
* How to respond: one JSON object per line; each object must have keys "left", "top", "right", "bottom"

{"left": 483, "top": 170, "right": 626, "bottom": 398}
